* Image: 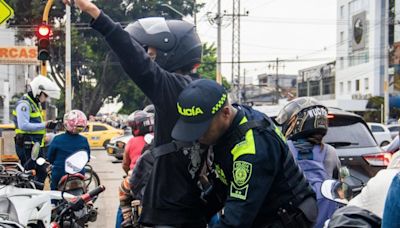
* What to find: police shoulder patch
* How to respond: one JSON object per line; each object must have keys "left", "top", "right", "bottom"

{"left": 230, "top": 182, "right": 249, "bottom": 200}
{"left": 21, "top": 106, "right": 27, "bottom": 112}
{"left": 233, "top": 161, "right": 252, "bottom": 187}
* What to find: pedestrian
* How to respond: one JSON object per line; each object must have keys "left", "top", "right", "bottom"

{"left": 12, "top": 75, "right": 60, "bottom": 189}
{"left": 63, "top": 0, "right": 208, "bottom": 227}
{"left": 47, "top": 110, "right": 90, "bottom": 190}
{"left": 172, "top": 79, "right": 317, "bottom": 228}
{"left": 276, "top": 97, "right": 341, "bottom": 228}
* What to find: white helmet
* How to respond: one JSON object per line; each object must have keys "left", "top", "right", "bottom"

{"left": 29, "top": 75, "right": 61, "bottom": 99}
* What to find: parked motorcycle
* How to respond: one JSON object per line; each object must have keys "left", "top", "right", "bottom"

{"left": 0, "top": 163, "right": 76, "bottom": 228}
{"left": 37, "top": 150, "right": 102, "bottom": 226}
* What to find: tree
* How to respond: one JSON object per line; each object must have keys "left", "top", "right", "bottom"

{"left": 197, "top": 43, "right": 230, "bottom": 89}
{"left": 6, "top": 0, "right": 204, "bottom": 116}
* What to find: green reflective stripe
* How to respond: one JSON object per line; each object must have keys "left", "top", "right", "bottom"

{"left": 15, "top": 128, "right": 46, "bottom": 135}
{"left": 30, "top": 112, "right": 42, "bottom": 118}
{"left": 231, "top": 117, "right": 256, "bottom": 161}
{"left": 25, "top": 96, "right": 43, "bottom": 123}
{"left": 274, "top": 125, "right": 286, "bottom": 142}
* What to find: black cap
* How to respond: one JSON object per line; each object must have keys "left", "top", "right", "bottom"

{"left": 172, "top": 79, "right": 228, "bottom": 142}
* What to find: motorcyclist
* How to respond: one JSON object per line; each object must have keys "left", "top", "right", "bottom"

{"left": 171, "top": 79, "right": 317, "bottom": 228}
{"left": 63, "top": 0, "right": 209, "bottom": 227}
{"left": 122, "top": 110, "right": 154, "bottom": 174}
{"left": 47, "top": 110, "right": 90, "bottom": 190}
{"left": 276, "top": 97, "right": 341, "bottom": 228}
{"left": 12, "top": 75, "right": 61, "bottom": 189}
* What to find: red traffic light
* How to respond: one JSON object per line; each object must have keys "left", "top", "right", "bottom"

{"left": 36, "top": 24, "right": 51, "bottom": 38}
{"left": 36, "top": 24, "right": 51, "bottom": 61}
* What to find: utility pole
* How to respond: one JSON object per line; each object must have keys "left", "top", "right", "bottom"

{"left": 268, "top": 58, "right": 284, "bottom": 104}
{"left": 275, "top": 58, "right": 279, "bottom": 104}
{"left": 65, "top": 4, "right": 72, "bottom": 113}
{"left": 224, "top": 0, "right": 248, "bottom": 102}
{"left": 384, "top": 0, "right": 389, "bottom": 124}
{"left": 216, "top": 0, "right": 222, "bottom": 84}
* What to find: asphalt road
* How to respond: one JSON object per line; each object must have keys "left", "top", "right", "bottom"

{"left": 88, "top": 148, "right": 124, "bottom": 228}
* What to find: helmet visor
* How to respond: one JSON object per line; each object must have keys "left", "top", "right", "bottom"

{"left": 139, "top": 17, "right": 170, "bottom": 34}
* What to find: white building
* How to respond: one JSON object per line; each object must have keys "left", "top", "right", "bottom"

{"left": 0, "top": 25, "right": 36, "bottom": 123}
{"left": 335, "top": 0, "right": 388, "bottom": 111}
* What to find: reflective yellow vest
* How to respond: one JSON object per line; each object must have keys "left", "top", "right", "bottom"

{"left": 12, "top": 95, "right": 46, "bottom": 135}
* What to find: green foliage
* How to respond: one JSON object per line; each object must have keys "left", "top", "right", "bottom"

{"left": 197, "top": 43, "right": 230, "bottom": 89}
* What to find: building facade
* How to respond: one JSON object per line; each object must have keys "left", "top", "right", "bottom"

{"left": 298, "top": 61, "right": 336, "bottom": 100}
{"left": 335, "top": 0, "right": 388, "bottom": 111}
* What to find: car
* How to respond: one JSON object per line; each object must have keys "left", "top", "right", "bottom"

{"left": 367, "top": 122, "right": 392, "bottom": 146}
{"left": 386, "top": 124, "right": 400, "bottom": 139}
{"left": 80, "top": 122, "right": 124, "bottom": 149}
{"left": 325, "top": 110, "right": 388, "bottom": 191}
{"left": 106, "top": 133, "right": 133, "bottom": 160}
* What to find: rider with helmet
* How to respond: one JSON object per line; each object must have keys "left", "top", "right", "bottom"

{"left": 276, "top": 97, "right": 341, "bottom": 228}
{"left": 47, "top": 110, "right": 90, "bottom": 190}
{"left": 118, "top": 110, "right": 154, "bottom": 227}
{"left": 122, "top": 110, "right": 154, "bottom": 174}
{"left": 65, "top": 0, "right": 208, "bottom": 226}
{"left": 12, "top": 75, "right": 61, "bottom": 189}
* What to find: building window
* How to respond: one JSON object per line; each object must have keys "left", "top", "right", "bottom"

{"left": 340, "top": 82, "right": 344, "bottom": 94}
{"left": 340, "top": 5, "right": 344, "bottom": 19}
{"left": 298, "top": 82, "right": 308, "bottom": 97}
{"left": 364, "top": 78, "right": 369, "bottom": 90}
{"left": 340, "top": 31, "right": 344, "bottom": 44}
{"left": 310, "top": 81, "right": 320, "bottom": 96}
{"left": 323, "top": 77, "right": 335, "bottom": 95}
{"left": 339, "top": 57, "right": 344, "bottom": 69}
{"left": 355, "top": 79, "right": 360, "bottom": 91}
{"left": 347, "top": 81, "right": 351, "bottom": 92}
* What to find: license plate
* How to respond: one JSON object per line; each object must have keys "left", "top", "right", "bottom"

{"left": 107, "top": 147, "right": 114, "bottom": 154}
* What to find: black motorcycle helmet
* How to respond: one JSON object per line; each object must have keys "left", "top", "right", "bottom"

{"left": 275, "top": 97, "right": 329, "bottom": 140}
{"left": 127, "top": 110, "right": 154, "bottom": 136}
{"left": 125, "top": 17, "right": 202, "bottom": 72}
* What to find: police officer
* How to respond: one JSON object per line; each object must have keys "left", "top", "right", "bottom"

{"left": 13, "top": 75, "right": 60, "bottom": 189}
{"left": 64, "top": 0, "right": 208, "bottom": 227}
{"left": 172, "top": 79, "right": 318, "bottom": 228}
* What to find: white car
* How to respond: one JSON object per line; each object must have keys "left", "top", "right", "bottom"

{"left": 386, "top": 124, "right": 400, "bottom": 139}
{"left": 367, "top": 122, "right": 392, "bottom": 147}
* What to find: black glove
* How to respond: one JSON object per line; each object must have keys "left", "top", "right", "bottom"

{"left": 46, "top": 120, "right": 58, "bottom": 129}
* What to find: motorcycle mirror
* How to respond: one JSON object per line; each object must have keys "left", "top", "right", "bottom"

{"left": 31, "top": 142, "right": 41, "bottom": 161}
{"left": 321, "top": 179, "right": 353, "bottom": 205}
{"left": 36, "top": 157, "right": 46, "bottom": 166}
{"left": 65, "top": 150, "right": 89, "bottom": 174}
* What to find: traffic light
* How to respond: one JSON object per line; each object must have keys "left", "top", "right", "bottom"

{"left": 36, "top": 24, "right": 51, "bottom": 61}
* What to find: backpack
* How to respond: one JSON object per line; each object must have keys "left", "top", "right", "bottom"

{"left": 287, "top": 140, "right": 331, "bottom": 200}
{"left": 128, "top": 140, "right": 192, "bottom": 200}
{"left": 287, "top": 140, "right": 338, "bottom": 228}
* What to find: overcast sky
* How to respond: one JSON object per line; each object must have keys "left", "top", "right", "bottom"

{"left": 192, "top": 0, "right": 337, "bottom": 84}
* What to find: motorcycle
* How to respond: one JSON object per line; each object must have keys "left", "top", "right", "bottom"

{"left": 0, "top": 163, "right": 76, "bottom": 228}
{"left": 36, "top": 150, "right": 101, "bottom": 226}
{"left": 320, "top": 179, "right": 381, "bottom": 227}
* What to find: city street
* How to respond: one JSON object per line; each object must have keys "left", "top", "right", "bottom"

{"left": 88, "top": 148, "right": 124, "bottom": 228}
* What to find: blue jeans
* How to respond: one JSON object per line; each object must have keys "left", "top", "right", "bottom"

{"left": 116, "top": 206, "right": 123, "bottom": 228}
{"left": 382, "top": 173, "right": 400, "bottom": 228}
